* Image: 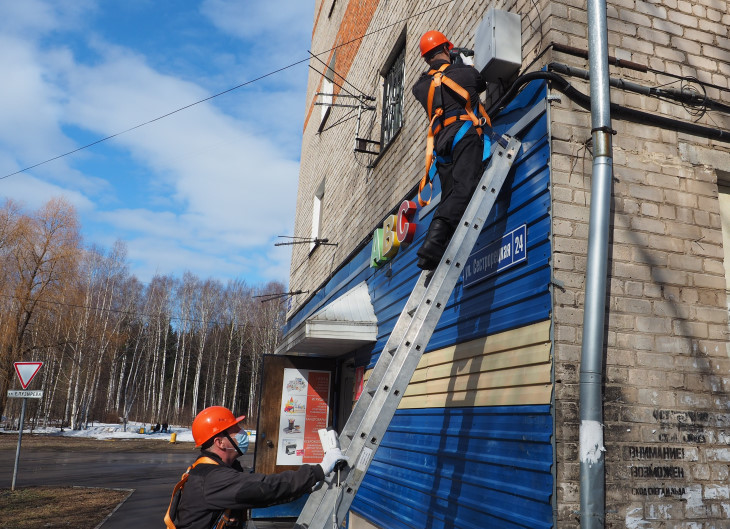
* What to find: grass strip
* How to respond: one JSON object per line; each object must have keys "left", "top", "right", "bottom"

{"left": 0, "top": 486, "right": 132, "bottom": 529}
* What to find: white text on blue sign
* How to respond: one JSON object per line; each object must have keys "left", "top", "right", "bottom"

{"left": 463, "top": 224, "right": 527, "bottom": 288}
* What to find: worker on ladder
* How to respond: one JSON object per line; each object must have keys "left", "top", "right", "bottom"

{"left": 412, "top": 30, "right": 491, "bottom": 270}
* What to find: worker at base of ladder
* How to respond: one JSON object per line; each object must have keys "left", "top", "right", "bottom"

{"left": 164, "top": 406, "right": 347, "bottom": 529}
{"left": 411, "top": 30, "right": 492, "bottom": 270}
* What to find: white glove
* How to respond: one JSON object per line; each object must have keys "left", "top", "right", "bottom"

{"left": 460, "top": 53, "right": 474, "bottom": 66}
{"left": 319, "top": 447, "right": 348, "bottom": 475}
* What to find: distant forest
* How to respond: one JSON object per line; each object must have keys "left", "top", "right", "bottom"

{"left": 0, "top": 198, "right": 285, "bottom": 430}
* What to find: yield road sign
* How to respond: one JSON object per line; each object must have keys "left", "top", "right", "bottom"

{"left": 7, "top": 390, "right": 43, "bottom": 399}
{"left": 14, "top": 362, "right": 43, "bottom": 389}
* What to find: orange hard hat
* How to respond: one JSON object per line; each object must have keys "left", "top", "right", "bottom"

{"left": 192, "top": 406, "right": 245, "bottom": 447}
{"left": 419, "top": 30, "right": 453, "bottom": 57}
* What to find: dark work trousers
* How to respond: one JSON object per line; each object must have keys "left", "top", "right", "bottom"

{"left": 433, "top": 130, "right": 485, "bottom": 228}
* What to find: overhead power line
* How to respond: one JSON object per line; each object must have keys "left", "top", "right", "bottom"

{"left": 0, "top": 0, "right": 454, "bottom": 181}
{"left": 308, "top": 51, "right": 374, "bottom": 101}
{"left": 0, "top": 60, "right": 308, "bottom": 181}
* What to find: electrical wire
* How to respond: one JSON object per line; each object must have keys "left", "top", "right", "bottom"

{"left": 526, "top": 0, "right": 545, "bottom": 59}
{"left": 307, "top": 63, "right": 363, "bottom": 103}
{"left": 648, "top": 67, "right": 730, "bottom": 95}
{"left": 308, "top": 51, "right": 373, "bottom": 101}
{"left": 320, "top": 109, "right": 359, "bottom": 133}
{"left": 0, "top": 59, "right": 310, "bottom": 181}
{"left": 488, "top": 69, "right": 730, "bottom": 143}
{"left": 1, "top": 0, "right": 455, "bottom": 181}
{"left": 679, "top": 78, "right": 708, "bottom": 120}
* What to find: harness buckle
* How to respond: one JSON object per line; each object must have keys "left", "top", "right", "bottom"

{"left": 479, "top": 116, "right": 488, "bottom": 127}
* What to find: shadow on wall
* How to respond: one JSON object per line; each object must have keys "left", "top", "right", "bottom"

{"left": 426, "top": 171, "right": 513, "bottom": 529}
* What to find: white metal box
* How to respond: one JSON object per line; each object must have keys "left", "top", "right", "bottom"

{"left": 473, "top": 9, "right": 522, "bottom": 83}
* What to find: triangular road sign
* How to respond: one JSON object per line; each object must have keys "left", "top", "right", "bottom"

{"left": 14, "top": 362, "right": 43, "bottom": 389}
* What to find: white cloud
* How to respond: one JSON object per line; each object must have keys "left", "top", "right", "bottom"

{"left": 0, "top": 36, "right": 71, "bottom": 168}
{"left": 200, "top": 0, "right": 314, "bottom": 53}
{"left": 0, "top": 167, "right": 94, "bottom": 213}
{"left": 0, "top": 0, "right": 311, "bottom": 286}
{"left": 0, "top": 0, "right": 95, "bottom": 36}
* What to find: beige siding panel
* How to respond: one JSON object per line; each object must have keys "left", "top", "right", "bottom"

{"left": 405, "top": 363, "right": 551, "bottom": 396}
{"left": 399, "top": 385, "right": 553, "bottom": 409}
{"left": 410, "top": 342, "right": 551, "bottom": 383}
{"left": 415, "top": 319, "right": 551, "bottom": 370}
{"left": 358, "top": 320, "right": 553, "bottom": 409}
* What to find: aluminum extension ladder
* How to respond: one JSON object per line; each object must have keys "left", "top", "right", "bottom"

{"left": 295, "top": 116, "right": 534, "bottom": 528}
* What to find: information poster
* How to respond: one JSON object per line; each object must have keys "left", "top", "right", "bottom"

{"left": 276, "top": 368, "right": 331, "bottom": 466}
{"left": 354, "top": 366, "right": 365, "bottom": 401}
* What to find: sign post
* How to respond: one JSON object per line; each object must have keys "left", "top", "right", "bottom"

{"left": 9, "top": 362, "right": 43, "bottom": 490}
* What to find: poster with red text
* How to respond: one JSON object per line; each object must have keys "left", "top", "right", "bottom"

{"left": 276, "top": 368, "right": 331, "bottom": 466}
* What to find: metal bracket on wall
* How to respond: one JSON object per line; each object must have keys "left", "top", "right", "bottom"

{"left": 315, "top": 93, "right": 379, "bottom": 156}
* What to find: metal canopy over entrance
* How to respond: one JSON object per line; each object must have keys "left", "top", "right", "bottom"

{"left": 276, "top": 282, "right": 377, "bottom": 357}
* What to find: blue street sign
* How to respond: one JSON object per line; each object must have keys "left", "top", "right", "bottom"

{"left": 463, "top": 224, "right": 527, "bottom": 288}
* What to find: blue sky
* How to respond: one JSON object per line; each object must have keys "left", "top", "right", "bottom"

{"left": 0, "top": 0, "right": 316, "bottom": 285}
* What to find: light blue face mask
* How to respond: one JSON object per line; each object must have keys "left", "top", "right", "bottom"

{"left": 234, "top": 430, "right": 249, "bottom": 455}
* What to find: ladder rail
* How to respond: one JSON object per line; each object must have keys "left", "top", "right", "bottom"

{"left": 339, "top": 275, "right": 428, "bottom": 452}
{"left": 294, "top": 276, "right": 429, "bottom": 523}
{"left": 295, "top": 136, "right": 522, "bottom": 529}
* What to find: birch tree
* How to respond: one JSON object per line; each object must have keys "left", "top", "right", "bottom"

{"left": 246, "top": 281, "right": 285, "bottom": 421}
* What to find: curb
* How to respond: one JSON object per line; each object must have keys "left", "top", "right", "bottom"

{"left": 79, "top": 486, "right": 135, "bottom": 529}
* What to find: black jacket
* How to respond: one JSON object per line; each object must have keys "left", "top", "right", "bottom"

{"left": 175, "top": 451, "right": 325, "bottom": 529}
{"left": 412, "top": 59, "right": 487, "bottom": 154}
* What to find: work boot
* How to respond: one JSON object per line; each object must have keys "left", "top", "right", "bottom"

{"left": 417, "top": 218, "right": 454, "bottom": 270}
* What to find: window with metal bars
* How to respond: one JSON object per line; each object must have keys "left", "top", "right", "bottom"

{"left": 381, "top": 46, "right": 405, "bottom": 146}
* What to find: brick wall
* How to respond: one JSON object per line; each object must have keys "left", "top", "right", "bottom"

{"left": 550, "top": 0, "right": 730, "bottom": 526}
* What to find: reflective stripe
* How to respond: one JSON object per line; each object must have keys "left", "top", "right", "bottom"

{"left": 164, "top": 457, "right": 233, "bottom": 529}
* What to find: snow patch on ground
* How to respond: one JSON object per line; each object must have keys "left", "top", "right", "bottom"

{"left": 0, "top": 422, "right": 256, "bottom": 444}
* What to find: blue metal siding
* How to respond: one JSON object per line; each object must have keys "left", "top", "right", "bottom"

{"left": 370, "top": 81, "right": 551, "bottom": 365}
{"left": 352, "top": 82, "right": 553, "bottom": 529}
{"left": 352, "top": 406, "right": 553, "bottom": 529}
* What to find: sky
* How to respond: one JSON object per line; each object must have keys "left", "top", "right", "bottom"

{"left": 0, "top": 0, "right": 317, "bottom": 286}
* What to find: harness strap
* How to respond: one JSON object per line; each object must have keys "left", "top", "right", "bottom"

{"left": 164, "top": 457, "right": 232, "bottom": 529}
{"left": 418, "top": 64, "right": 493, "bottom": 206}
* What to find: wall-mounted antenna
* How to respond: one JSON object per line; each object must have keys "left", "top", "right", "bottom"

{"left": 309, "top": 50, "right": 380, "bottom": 157}
{"left": 275, "top": 236, "right": 338, "bottom": 247}
{"left": 353, "top": 97, "right": 380, "bottom": 156}
{"left": 254, "top": 290, "right": 309, "bottom": 303}
{"left": 314, "top": 93, "right": 379, "bottom": 156}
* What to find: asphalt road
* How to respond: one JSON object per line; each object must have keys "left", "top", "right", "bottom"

{"left": 0, "top": 442, "right": 254, "bottom": 528}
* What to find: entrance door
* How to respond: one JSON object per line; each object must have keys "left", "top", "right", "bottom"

{"left": 251, "top": 354, "right": 337, "bottom": 520}
{"left": 254, "top": 354, "right": 338, "bottom": 474}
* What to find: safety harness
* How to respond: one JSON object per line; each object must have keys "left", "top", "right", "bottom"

{"left": 418, "top": 62, "right": 493, "bottom": 206}
{"left": 164, "top": 456, "right": 237, "bottom": 529}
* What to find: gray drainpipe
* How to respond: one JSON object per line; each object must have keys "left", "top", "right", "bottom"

{"left": 580, "top": 0, "right": 613, "bottom": 527}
